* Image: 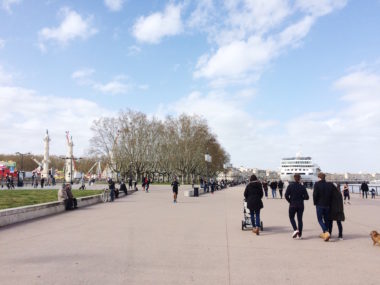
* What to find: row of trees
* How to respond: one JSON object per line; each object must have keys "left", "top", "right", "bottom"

{"left": 0, "top": 154, "right": 101, "bottom": 175}
{"left": 90, "top": 110, "right": 230, "bottom": 184}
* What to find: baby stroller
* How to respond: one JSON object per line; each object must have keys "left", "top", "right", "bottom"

{"left": 241, "top": 199, "right": 263, "bottom": 231}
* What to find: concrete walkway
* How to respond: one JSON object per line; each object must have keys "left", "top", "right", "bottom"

{"left": 0, "top": 185, "right": 379, "bottom": 285}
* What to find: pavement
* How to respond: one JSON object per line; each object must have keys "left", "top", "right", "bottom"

{"left": 0, "top": 185, "right": 379, "bottom": 285}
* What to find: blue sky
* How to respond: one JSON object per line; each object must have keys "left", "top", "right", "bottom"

{"left": 1, "top": 0, "right": 380, "bottom": 173}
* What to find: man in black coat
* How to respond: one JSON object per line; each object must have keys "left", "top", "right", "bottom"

{"left": 285, "top": 174, "right": 309, "bottom": 239}
{"left": 244, "top": 175, "right": 264, "bottom": 235}
{"left": 313, "top": 172, "right": 333, "bottom": 241}
{"left": 270, "top": 180, "right": 278, "bottom": 199}
{"left": 278, "top": 180, "right": 284, "bottom": 199}
{"left": 360, "top": 182, "right": 369, "bottom": 199}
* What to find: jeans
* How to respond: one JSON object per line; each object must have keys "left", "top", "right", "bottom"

{"left": 362, "top": 191, "right": 368, "bottom": 198}
{"left": 110, "top": 189, "right": 115, "bottom": 201}
{"left": 289, "top": 206, "right": 304, "bottom": 236}
{"left": 250, "top": 209, "right": 261, "bottom": 228}
{"left": 329, "top": 220, "right": 343, "bottom": 238}
{"left": 264, "top": 190, "right": 268, "bottom": 198}
{"left": 271, "top": 189, "right": 277, "bottom": 198}
{"left": 316, "top": 206, "right": 330, "bottom": 232}
{"left": 279, "top": 189, "right": 283, "bottom": 199}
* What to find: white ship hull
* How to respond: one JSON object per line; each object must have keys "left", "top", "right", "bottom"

{"left": 280, "top": 173, "right": 318, "bottom": 183}
{"left": 280, "top": 154, "right": 320, "bottom": 183}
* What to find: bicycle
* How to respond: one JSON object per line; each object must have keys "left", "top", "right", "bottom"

{"left": 102, "top": 188, "right": 111, "bottom": 202}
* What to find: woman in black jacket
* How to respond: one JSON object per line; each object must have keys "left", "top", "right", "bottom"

{"left": 244, "top": 175, "right": 264, "bottom": 235}
{"left": 329, "top": 183, "right": 345, "bottom": 240}
{"left": 285, "top": 174, "right": 309, "bottom": 239}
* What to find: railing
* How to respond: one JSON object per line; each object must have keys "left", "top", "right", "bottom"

{"left": 347, "top": 184, "right": 380, "bottom": 196}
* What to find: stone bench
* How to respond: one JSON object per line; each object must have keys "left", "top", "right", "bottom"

{"left": 0, "top": 194, "right": 103, "bottom": 227}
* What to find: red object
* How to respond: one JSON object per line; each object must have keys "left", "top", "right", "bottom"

{"left": 0, "top": 166, "right": 18, "bottom": 178}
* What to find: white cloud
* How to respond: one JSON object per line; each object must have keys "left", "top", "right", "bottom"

{"left": 94, "top": 79, "right": 130, "bottom": 95}
{"left": 38, "top": 7, "right": 97, "bottom": 49}
{"left": 72, "top": 69, "right": 130, "bottom": 95}
{"left": 192, "top": 0, "right": 347, "bottom": 87}
{"left": 0, "top": 85, "right": 111, "bottom": 156}
{"left": 71, "top": 68, "right": 95, "bottom": 85}
{"left": 0, "top": 38, "right": 5, "bottom": 49}
{"left": 132, "top": 4, "right": 183, "bottom": 44}
{"left": 224, "top": 0, "right": 291, "bottom": 36}
{"left": 295, "top": 0, "right": 348, "bottom": 17}
{"left": 187, "top": 0, "right": 215, "bottom": 29}
{"left": 194, "top": 36, "right": 276, "bottom": 84}
{"left": 2, "top": 0, "right": 21, "bottom": 13}
{"left": 127, "top": 45, "right": 141, "bottom": 56}
{"left": 104, "top": 0, "right": 124, "bottom": 12}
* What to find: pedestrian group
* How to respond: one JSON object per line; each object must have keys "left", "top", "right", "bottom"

{"left": 244, "top": 172, "right": 345, "bottom": 241}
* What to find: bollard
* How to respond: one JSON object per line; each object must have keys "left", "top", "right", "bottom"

{"left": 194, "top": 187, "right": 199, "bottom": 197}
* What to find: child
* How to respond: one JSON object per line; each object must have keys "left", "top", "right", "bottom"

{"left": 370, "top": 188, "right": 376, "bottom": 199}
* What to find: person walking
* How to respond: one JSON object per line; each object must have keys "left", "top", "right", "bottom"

{"left": 128, "top": 177, "right": 133, "bottom": 190}
{"left": 108, "top": 178, "right": 115, "bottom": 202}
{"left": 285, "top": 174, "right": 309, "bottom": 239}
{"left": 313, "top": 172, "right": 333, "bottom": 241}
{"left": 262, "top": 180, "right": 268, "bottom": 198}
{"left": 360, "top": 182, "right": 369, "bottom": 199}
{"left": 370, "top": 188, "right": 376, "bottom": 199}
{"left": 144, "top": 177, "right": 149, "bottom": 192}
{"left": 120, "top": 179, "right": 128, "bottom": 195}
{"left": 270, "top": 180, "right": 278, "bottom": 199}
{"left": 328, "top": 183, "right": 345, "bottom": 240}
{"left": 343, "top": 183, "right": 350, "bottom": 204}
{"left": 211, "top": 179, "right": 215, "bottom": 194}
{"left": 278, "top": 180, "right": 284, "bottom": 199}
{"left": 41, "top": 177, "right": 45, "bottom": 188}
{"left": 244, "top": 175, "right": 264, "bottom": 235}
{"left": 171, "top": 177, "right": 180, "bottom": 203}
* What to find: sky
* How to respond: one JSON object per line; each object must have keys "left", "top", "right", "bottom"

{"left": 1, "top": 0, "right": 380, "bottom": 173}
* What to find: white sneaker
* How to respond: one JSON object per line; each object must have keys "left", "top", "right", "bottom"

{"left": 292, "top": 230, "right": 299, "bottom": 238}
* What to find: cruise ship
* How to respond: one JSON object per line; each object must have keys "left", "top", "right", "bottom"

{"left": 280, "top": 153, "right": 321, "bottom": 183}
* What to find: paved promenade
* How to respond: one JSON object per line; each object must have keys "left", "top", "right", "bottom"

{"left": 1, "top": 185, "right": 379, "bottom": 285}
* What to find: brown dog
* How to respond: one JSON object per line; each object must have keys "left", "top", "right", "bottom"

{"left": 370, "top": 231, "right": 380, "bottom": 246}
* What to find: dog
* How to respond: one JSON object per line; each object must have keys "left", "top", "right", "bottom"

{"left": 370, "top": 231, "right": 380, "bottom": 246}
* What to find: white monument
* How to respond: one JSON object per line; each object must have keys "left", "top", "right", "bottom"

{"left": 41, "top": 130, "right": 51, "bottom": 180}
{"left": 65, "top": 132, "right": 74, "bottom": 183}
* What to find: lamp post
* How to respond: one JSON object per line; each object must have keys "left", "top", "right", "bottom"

{"left": 205, "top": 150, "right": 212, "bottom": 190}
{"left": 15, "top": 152, "right": 31, "bottom": 187}
{"left": 60, "top": 156, "right": 82, "bottom": 184}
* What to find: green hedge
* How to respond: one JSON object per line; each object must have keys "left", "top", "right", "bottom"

{"left": 0, "top": 190, "right": 103, "bottom": 210}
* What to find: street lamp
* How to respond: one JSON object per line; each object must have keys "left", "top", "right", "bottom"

{"left": 15, "top": 152, "right": 31, "bottom": 187}
{"left": 60, "top": 156, "right": 82, "bottom": 184}
{"left": 205, "top": 150, "right": 212, "bottom": 190}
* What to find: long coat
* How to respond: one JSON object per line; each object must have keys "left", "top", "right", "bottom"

{"left": 244, "top": 181, "right": 264, "bottom": 211}
{"left": 330, "top": 184, "right": 345, "bottom": 221}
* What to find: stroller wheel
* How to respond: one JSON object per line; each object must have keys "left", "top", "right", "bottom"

{"left": 241, "top": 220, "right": 245, "bottom": 231}
{"left": 260, "top": 221, "right": 264, "bottom": 231}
